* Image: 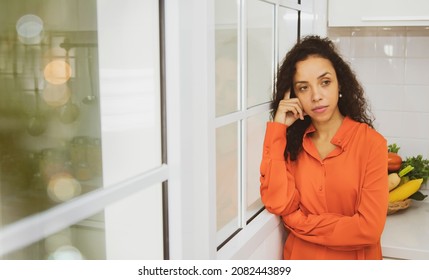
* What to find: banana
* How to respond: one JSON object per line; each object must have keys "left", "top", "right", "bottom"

{"left": 388, "top": 178, "right": 423, "bottom": 203}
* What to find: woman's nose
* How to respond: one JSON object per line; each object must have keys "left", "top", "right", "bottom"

{"left": 311, "top": 87, "right": 322, "bottom": 102}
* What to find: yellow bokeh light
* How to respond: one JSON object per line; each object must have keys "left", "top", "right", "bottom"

{"left": 43, "top": 47, "right": 67, "bottom": 66}
{"left": 47, "top": 172, "right": 81, "bottom": 202}
{"left": 42, "top": 83, "right": 71, "bottom": 107}
{"left": 44, "top": 60, "right": 72, "bottom": 85}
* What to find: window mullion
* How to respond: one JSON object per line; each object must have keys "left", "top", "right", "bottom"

{"left": 238, "top": 0, "right": 247, "bottom": 229}
{"left": 239, "top": 119, "right": 247, "bottom": 228}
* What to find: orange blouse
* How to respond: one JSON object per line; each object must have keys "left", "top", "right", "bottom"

{"left": 260, "top": 117, "right": 389, "bottom": 259}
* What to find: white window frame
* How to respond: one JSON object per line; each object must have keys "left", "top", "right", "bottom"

{"left": 165, "top": 0, "right": 324, "bottom": 259}
{"left": 0, "top": 0, "right": 168, "bottom": 259}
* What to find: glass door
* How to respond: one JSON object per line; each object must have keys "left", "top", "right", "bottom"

{"left": 0, "top": 0, "right": 102, "bottom": 226}
{"left": 0, "top": 0, "right": 165, "bottom": 260}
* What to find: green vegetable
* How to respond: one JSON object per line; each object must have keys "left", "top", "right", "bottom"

{"left": 398, "top": 165, "right": 414, "bottom": 177}
{"left": 388, "top": 143, "right": 400, "bottom": 153}
{"left": 409, "top": 191, "right": 428, "bottom": 201}
{"left": 401, "top": 155, "right": 429, "bottom": 184}
{"left": 399, "top": 176, "right": 409, "bottom": 186}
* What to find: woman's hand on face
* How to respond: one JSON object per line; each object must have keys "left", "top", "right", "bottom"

{"left": 273, "top": 90, "right": 306, "bottom": 126}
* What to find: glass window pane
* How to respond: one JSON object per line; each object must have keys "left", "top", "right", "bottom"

{"left": 247, "top": 0, "right": 274, "bottom": 108}
{"left": 300, "top": 11, "right": 315, "bottom": 38}
{"left": 98, "top": 0, "right": 162, "bottom": 187}
{"left": 246, "top": 111, "right": 269, "bottom": 220}
{"left": 0, "top": 0, "right": 162, "bottom": 228}
{"left": 2, "top": 212, "right": 106, "bottom": 260}
{"left": 278, "top": 7, "right": 298, "bottom": 60}
{"left": 216, "top": 123, "right": 238, "bottom": 240}
{"left": 1, "top": 183, "right": 163, "bottom": 260}
{"left": 0, "top": 0, "right": 103, "bottom": 226}
{"left": 215, "top": 0, "right": 239, "bottom": 117}
{"left": 104, "top": 183, "right": 164, "bottom": 260}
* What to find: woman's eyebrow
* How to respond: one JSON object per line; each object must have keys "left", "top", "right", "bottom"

{"left": 318, "top": 71, "right": 331, "bottom": 79}
{"left": 294, "top": 81, "right": 307, "bottom": 87}
{"left": 294, "top": 72, "right": 332, "bottom": 85}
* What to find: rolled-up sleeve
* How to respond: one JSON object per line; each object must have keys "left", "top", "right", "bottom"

{"left": 260, "top": 122, "right": 300, "bottom": 216}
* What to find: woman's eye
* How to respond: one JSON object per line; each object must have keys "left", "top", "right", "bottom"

{"left": 298, "top": 86, "right": 308, "bottom": 92}
{"left": 322, "top": 80, "right": 331, "bottom": 86}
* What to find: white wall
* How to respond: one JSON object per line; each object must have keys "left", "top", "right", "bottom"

{"left": 329, "top": 27, "right": 429, "bottom": 188}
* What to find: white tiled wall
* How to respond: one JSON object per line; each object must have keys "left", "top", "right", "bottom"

{"left": 329, "top": 27, "right": 429, "bottom": 183}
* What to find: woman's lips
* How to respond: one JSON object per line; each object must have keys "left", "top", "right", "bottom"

{"left": 312, "top": 105, "right": 328, "bottom": 113}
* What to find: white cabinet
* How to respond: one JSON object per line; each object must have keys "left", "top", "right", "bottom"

{"left": 328, "top": 0, "right": 429, "bottom": 27}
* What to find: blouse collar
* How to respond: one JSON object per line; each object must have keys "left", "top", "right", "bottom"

{"left": 303, "top": 116, "right": 360, "bottom": 149}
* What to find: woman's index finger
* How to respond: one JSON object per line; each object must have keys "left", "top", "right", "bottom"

{"left": 283, "top": 90, "right": 291, "bottom": 100}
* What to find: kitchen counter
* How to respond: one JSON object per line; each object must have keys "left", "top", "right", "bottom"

{"left": 381, "top": 189, "right": 429, "bottom": 259}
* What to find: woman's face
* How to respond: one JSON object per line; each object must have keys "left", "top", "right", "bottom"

{"left": 293, "top": 55, "right": 342, "bottom": 123}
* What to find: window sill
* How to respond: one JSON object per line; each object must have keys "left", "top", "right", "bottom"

{"left": 216, "top": 210, "right": 284, "bottom": 259}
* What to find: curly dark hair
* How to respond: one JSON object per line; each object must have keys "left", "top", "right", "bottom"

{"left": 271, "top": 35, "right": 374, "bottom": 161}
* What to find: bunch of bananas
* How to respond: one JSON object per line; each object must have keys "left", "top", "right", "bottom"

{"left": 388, "top": 175, "right": 423, "bottom": 203}
{"left": 388, "top": 164, "right": 424, "bottom": 202}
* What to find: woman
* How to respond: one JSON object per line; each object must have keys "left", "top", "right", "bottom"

{"left": 260, "top": 35, "right": 388, "bottom": 259}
